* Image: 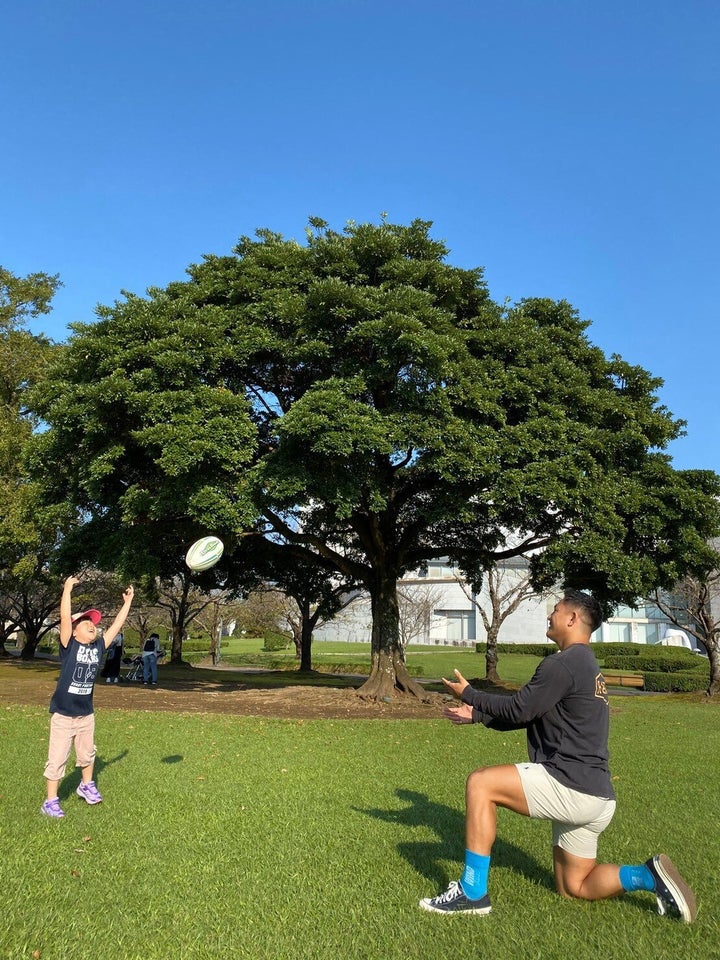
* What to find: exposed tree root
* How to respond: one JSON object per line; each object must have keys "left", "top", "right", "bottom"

{"left": 356, "top": 651, "right": 430, "bottom": 702}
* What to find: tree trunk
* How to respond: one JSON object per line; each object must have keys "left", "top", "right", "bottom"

{"left": 705, "top": 638, "right": 720, "bottom": 698}
{"left": 357, "top": 576, "right": 427, "bottom": 700}
{"left": 485, "top": 626, "right": 500, "bottom": 683}
{"left": 169, "top": 579, "right": 191, "bottom": 663}
{"left": 20, "top": 632, "right": 40, "bottom": 660}
{"left": 299, "top": 617, "right": 314, "bottom": 672}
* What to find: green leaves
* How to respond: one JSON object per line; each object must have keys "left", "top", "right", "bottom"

{"left": 18, "top": 219, "right": 720, "bottom": 668}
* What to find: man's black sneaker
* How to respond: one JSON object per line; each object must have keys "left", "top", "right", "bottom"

{"left": 645, "top": 854, "right": 697, "bottom": 923}
{"left": 419, "top": 880, "right": 492, "bottom": 915}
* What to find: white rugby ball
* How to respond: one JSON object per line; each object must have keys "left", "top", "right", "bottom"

{"left": 185, "top": 536, "right": 224, "bottom": 571}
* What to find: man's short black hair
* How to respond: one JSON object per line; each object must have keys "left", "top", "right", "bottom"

{"left": 563, "top": 589, "right": 603, "bottom": 633}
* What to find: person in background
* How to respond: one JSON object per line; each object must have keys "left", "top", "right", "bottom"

{"left": 101, "top": 630, "right": 123, "bottom": 684}
{"left": 142, "top": 632, "right": 161, "bottom": 685}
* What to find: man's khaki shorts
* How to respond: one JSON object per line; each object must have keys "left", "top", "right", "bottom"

{"left": 516, "top": 762, "right": 616, "bottom": 859}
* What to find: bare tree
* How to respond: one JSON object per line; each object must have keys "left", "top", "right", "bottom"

{"left": 397, "top": 582, "right": 445, "bottom": 658}
{"left": 125, "top": 601, "right": 172, "bottom": 649}
{"left": 235, "top": 588, "right": 289, "bottom": 639}
{"left": 154, "top": 574, "right": 218, "bottom": 663}
{"left": 457, "top": 559, "right": 546, "bottom": 683}
{"left": 1, "top": 573, "right": 61, "bottom": 659}
{"left": 650, "top": 571, "right": 720, "bottom": 698}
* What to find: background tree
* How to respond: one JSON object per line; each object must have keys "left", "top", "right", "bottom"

{"left": 232, "top": 538, "right": 359, "bottom": 670}
{"left": 0, "top": 266, "right": 68, "bottom": 658}
{"left": 397, "top": 582, "right": 445, "bottom": 654}
{"left": 125, "top": 598, "right": 173, "bottom": 649}
{"left": 153, "top": 573, "right": 221, "bottom": 661}
{"left": 456, "top": 558, "right": 550, "bottom": 683}
{"left": 27, "top": 219, "right": 720, "bottom": 699}
{"left": 648, "top": 538, "right": 720, "bottom": 696}
{"left": 0, "top": 573, "right": 62, "bottom": 657}
{"left": 26, "top": 288, "right": 258, "bottom": 662}
{"left": 234, "top": 587, "right": 289, "bottom": 639}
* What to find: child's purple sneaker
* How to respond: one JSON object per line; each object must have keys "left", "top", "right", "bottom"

{"left": 41, "top": 798, "right": 65, "bottom": 818}
{"left": 76, "top": 781, "right": 103, "bottom": 805}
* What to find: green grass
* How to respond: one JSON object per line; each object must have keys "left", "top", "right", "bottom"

{"left": 1, "top": 695, "right": 719, "bottom": 959}
{"left": 209, "top": 637, "right": 543, "bottom": 687}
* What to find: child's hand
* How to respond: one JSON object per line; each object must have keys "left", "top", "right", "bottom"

{"left": 123, "top": 585, "right": 134, "bottom": 604}
{"left": 64, "top": 576, "right": 81, "bottom": 592}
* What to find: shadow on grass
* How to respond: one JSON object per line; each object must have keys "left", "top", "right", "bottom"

{"left": 57, "top": 749, "right": 129, "bottom": 802}
{"left": 354, "top": 787, "right": 553, "bottom": 892}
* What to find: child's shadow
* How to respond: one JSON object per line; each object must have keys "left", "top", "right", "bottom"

{"left": 354, "top": 787, "right": 553, "bottom": 892}
{"left": 59, "top": 750, "right": 129, "bottom": 802}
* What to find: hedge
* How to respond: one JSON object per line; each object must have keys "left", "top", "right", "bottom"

{"left": 475, "top": 642, "right": 557, "bottom": 657}
{"left": 642, "top": 670, "right": 708, "bottom": 693}
{"left": 600, "top": 653, "right": 705, "bottom": 674}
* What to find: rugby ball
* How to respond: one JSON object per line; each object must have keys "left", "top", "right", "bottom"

{"left": 185, "top": 536, "right": 224, "bottom": 571}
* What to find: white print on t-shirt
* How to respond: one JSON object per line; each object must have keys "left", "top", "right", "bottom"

{"left": 69, "top": 644, "right": 100, "bottom": 696}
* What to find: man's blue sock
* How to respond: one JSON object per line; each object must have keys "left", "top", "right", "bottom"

{"left": 460, "top": 851, "right": 491, "bottom": 900}
{"left": 619, "top": 864, "right": 655, "bottom": 892}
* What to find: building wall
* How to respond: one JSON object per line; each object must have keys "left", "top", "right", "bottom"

{"left": 313, "top": 559, "right": 694, "bottom": 648}
{"left": 314, "top": 559, "right": 549, "bottom": 646}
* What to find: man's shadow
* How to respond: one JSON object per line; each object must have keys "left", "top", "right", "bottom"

{"left": 354, "top": 787, "right": 553, "bottom": 892}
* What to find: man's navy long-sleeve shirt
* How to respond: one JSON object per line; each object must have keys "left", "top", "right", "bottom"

{"left": 461, "top": 643, "right": 614, "bottom": 800}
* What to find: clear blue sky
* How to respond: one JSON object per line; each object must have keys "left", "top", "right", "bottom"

{"left": 3, "top": 1, "right": 718, "bottom": 472}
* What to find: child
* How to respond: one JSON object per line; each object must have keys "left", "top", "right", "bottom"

{"left": 41, "top": 576, "right": 134, "bottom": 818}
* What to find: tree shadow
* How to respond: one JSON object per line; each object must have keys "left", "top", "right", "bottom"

{"left": 354, "top": 787, "right": 553, "bottom": 892}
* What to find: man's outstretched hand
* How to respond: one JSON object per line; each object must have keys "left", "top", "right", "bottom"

{"left": 441, "top": 669, "right": 469, "bottom": 699}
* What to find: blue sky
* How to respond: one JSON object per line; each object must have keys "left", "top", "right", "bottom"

{"left": 3, "top": 0, "right": 718, "bottom": 472}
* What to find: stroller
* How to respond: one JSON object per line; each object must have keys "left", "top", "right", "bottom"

{"left": 122, "top": 648, "right": 166, "bottom": 682}
{"left": 122, "top": 655, "right": 144, "bottom": 682}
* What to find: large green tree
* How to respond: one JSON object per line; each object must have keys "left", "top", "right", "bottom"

{"left": 0, "top": 266, "right": 67, "bottom": 658}
{"left": 26, "top": 280, "right": 258, "bottom": 660}
{"left": 28, "top": 219, "right": 720, "bottom": 696}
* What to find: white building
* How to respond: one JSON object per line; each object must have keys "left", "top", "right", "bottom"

{"left": 313, "top": 558, "right": 699, "bottom": 649}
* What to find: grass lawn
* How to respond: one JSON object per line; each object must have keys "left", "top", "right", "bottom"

{"left": 1, "top": 692, "right": 719, "bottom": 960}
{"left": 208, "top": 637, "right": 545, "bottom": 688}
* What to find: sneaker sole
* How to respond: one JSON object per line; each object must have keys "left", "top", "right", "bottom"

{"left": 77, "top": 792, "right": 102, "bottom": 805}
{"left": 418, "top": 899, "right": 492, "bottom": 916}
{"left": 655, "top": 855, "right": 697, "bottom": 923}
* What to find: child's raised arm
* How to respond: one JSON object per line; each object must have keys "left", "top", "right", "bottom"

{"left": 59, "top": 576, "right": 80, "bottom": 647}
{"left": 104, "top": 586, "right": 134, "bottom": 648}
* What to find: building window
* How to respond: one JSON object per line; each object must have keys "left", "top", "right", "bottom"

{"left": 438, "top": 610, "right": 476, "bottom": 641}
{"left": 424, "top": 560, "right": 459, "bottom": 579}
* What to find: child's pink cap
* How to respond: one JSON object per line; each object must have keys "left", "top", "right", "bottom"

{"left": 71, "top": 609, "right": 102, "bottom": 625}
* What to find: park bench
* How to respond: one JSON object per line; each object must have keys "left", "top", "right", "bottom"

{"left": 602, "top": 672, "right": 645, "bottom": 689}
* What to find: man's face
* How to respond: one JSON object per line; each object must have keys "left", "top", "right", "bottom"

{"left": 546, "top": 600, "right": 570, "bottom": 646}
{"left": 73, "top": 618, "right": 98, "bottom": 644}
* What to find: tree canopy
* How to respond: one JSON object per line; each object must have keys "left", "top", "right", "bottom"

{"left": 0, "top": 266, "right": 68, "bottom": 658}
{"left": 27, "top": 219, "right": 720, "bottom": 694}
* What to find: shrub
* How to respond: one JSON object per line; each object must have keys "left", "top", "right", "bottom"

{"left": 262, "top": 632, "right": 292, "bottom": 652}
{"left": 475, "top": 642, "right": 556, "bottom": 657}
{"left": 594, "top": 643, "right": 645, "bottom": 657}
{"left": 181, "top": 638, "right": 229, "bottom": 653}
{"left": 643, "top": 670, "right": 708, "bottom": 693}
{"left": 601, "top": 652, "right": 705, "bottom": 674}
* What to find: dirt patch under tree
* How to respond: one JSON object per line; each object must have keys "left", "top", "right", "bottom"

{"left": 0, "top": 657, "right": 453, "bottom": 720}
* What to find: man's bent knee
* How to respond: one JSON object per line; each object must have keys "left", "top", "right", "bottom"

{"left": 466, "top": 764, "right": 529, "bottom": 815}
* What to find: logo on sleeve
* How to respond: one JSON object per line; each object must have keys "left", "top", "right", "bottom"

{"left": 595, "top": 673, "right": 609, "bottom": 705}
